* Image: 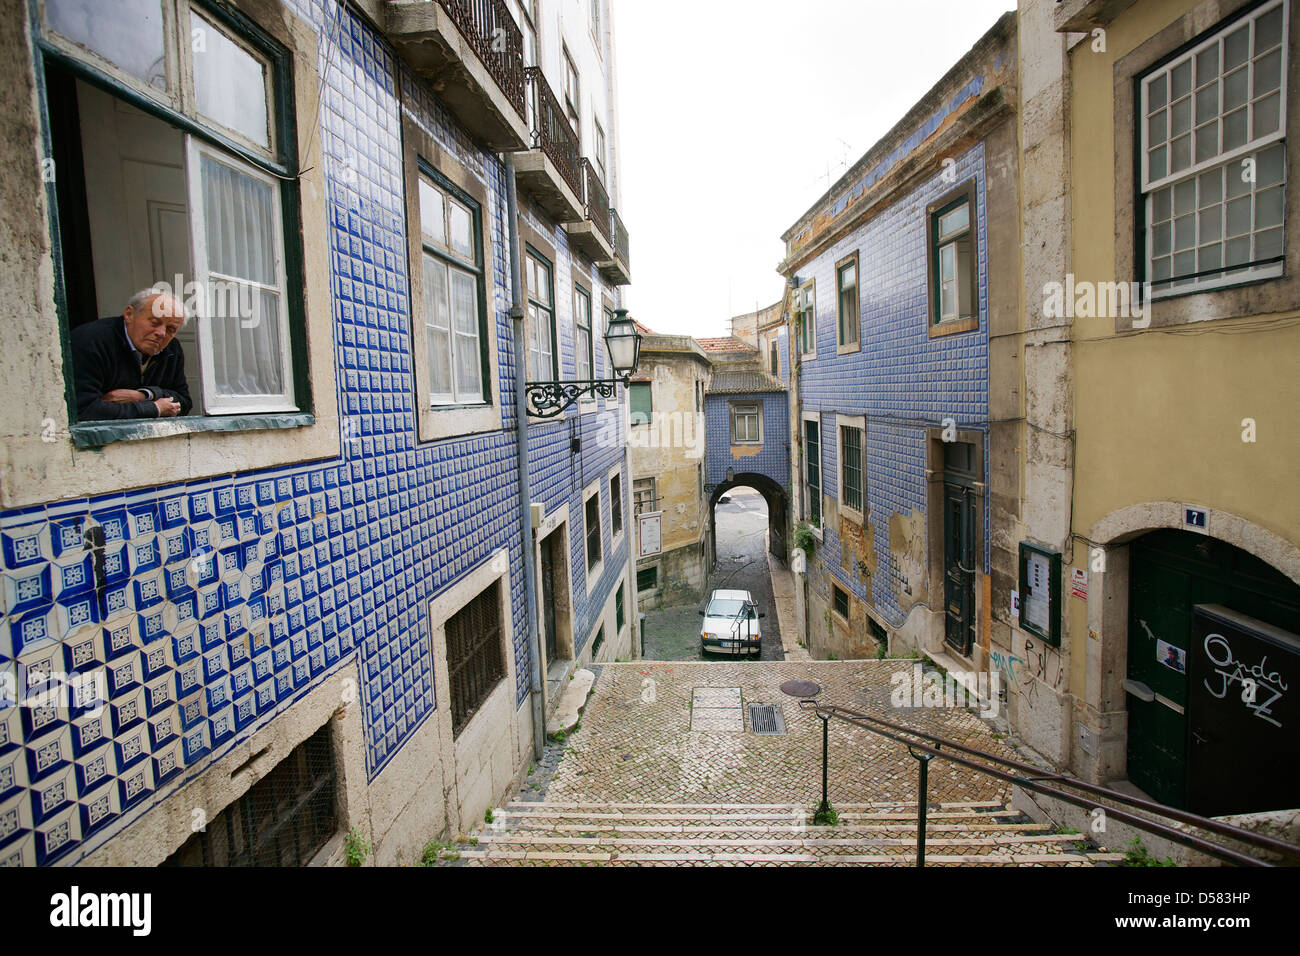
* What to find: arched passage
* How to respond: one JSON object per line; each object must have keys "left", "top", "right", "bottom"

{"left": 708, "top": 472, "right": 789, "bottom": 566}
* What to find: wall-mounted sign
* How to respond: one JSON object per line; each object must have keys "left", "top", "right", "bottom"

{"left": 1018, "top": 542, "right": 1061, "bottom": 647}
{"left": 1071, "top": 568, "right": 1088, "bottom": 600}
{"left": 1184, "top": 505, "right": 1209, "bottom": 533}
{"left": 637, "top": 512, "right": 663, "bottom": 558}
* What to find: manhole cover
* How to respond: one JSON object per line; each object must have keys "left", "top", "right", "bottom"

{"left": 748, "top": 703, "right": 786, "bottom": 735}
{"left": 779, "top": 679, "right": 821, "bottom": 698}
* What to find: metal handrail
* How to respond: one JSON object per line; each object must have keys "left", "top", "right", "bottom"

{"left": 523, "top": 67, "right": 584, "bottom": 200}
{"left": 799, "top": 698, "right": 1300, "bottom": 868}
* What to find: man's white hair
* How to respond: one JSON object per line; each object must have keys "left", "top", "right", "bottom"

{"left": 128, "top": 287, "right": 189, "bottom": 326}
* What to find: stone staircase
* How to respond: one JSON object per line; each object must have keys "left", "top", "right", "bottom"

{"left": 450, "top": 800, "right": 1125, "bottom": 866}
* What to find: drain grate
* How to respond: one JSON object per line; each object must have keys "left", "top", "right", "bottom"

{"left": 747, "top": 703, "right": 786, "bottom": 735}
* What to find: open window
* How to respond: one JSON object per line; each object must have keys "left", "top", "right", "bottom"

{"left": 39, "top": 0, "right": 307, "bottom": 432}
{"left": 927, "top": 180, "right": 980, "bottom": 336}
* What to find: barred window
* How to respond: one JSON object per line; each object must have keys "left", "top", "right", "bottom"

{"left": 445, "top": 581, "right": 506, "bottom": 737}
{"left": 805, "top": 419, "right": 821, "bottom": 524}
{"left": 163, "top": 724, "right": 336, "bottom": 866}
{"left": 633, "top": 477, "right": 657, "bottom": 516}
{"left": 833, "top": 584, "right": 850, "bottom": 620}
{"left": 1141, "top": 0, "right": 1288, "bottom": 295}
{"left": 841, "top": 425, "right": 863, "bottom": 513}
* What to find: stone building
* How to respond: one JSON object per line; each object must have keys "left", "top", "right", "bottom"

{"left": 0, "top": 0, "right": 634, "bottom": 866}
{"left": 1016, "top": 0, "right": 1300, "bottom": 818}
{"left": 778, "top": 14, "right": 1020, "bottom": 666}
{"left": 627, "top": 326, "right": 711, "bottom": 610}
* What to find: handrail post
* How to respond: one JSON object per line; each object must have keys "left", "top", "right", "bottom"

{"left": 819, "top": 710, "right": 830, "bottom": 819}
{"left": 909, "top": 745, "right": 934, "bottom": 868}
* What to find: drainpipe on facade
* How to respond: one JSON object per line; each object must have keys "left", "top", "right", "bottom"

{"left": 505, "top": 153, "right": 545, "bottom": 761}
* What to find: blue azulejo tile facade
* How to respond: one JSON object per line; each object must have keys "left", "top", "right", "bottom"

{"left": 799, "top": 142, "right": 990, "bottom": 628}
{"left": 1, "top": 0, "right": 628, "bottom": 865}
{"left": 704, "top": 391, "right": 791, "bottom": 492}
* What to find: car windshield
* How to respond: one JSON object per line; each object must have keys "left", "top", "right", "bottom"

{"left": 707, "top": 599, "right": 754, "bottom": 619}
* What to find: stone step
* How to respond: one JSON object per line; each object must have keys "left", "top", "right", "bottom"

{"left": 474, "top": 832, "right": 1092, "bottom": 849}
{"left": 503, "top": 800, "right": 1009, "bottom": 811}
{"left": 458, "top": 848, "right": 1124, "bottom": 866}
{"left": 489, "top": 821, "right": 1061, "bottom": 835}
{"left": 491, "top": 810, "right": 1034, "bottom": 827}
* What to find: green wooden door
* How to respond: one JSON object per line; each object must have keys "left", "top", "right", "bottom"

{"left": 1126, "top": 531, "right": 1300, "bottom": 809}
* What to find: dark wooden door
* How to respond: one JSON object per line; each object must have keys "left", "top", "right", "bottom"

{"left": 943, "top": 482, "right": 975, "bottom": 656}
{"left": 540, "top": 531, "right": 558, "bottom": 662}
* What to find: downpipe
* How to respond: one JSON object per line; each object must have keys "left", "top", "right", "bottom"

{"left": 504, "top": 152, "right": 545, "bottom": 761}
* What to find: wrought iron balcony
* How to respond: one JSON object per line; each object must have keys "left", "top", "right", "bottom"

{"left": 598, "top": 207, "right": 631, "bottom": 286}
{"left": 564, "top": 159, "right": 615, "bottom": 263}
{"left": 383, "top": 0, "right": 529, "bottom": 150}
{"left": 513, "top": 67, "right": 585, "bottom": 222}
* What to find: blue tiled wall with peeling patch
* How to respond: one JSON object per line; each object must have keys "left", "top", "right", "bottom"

{"left": 799, "top": 143, "right": 990, "bottom": 629}
{"left": 0, "top": 0, "right": 625, "bottom": 866}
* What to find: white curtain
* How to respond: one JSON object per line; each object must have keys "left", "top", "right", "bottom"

{"left": 201, "top": 153, "right": 285, "bottom": 400}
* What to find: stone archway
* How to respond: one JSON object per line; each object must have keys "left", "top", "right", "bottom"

{"left": 1080, "top": 502, "right": 1300, "bottom": 789}
{"left": 708, "top": 472, "right": 789, "bottom": 565}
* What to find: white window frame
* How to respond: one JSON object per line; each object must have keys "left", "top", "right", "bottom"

{"left": 836, "top": 414, "right": 866, "bottom": 523}
{"left": 525, "top": 248, "right": 556, "bottom": 382}
{"left": 418, "top": 172, "right": 486, "bottom": 407}
{"left": 574, "top": 283, "right": 593, "bottom": 381}
{"left": 1140, "top": 0, "right": 1289, "bottom": 297}
{"left": 731, "top": 402, "right": 762, "bottom": 445}
{"left": 633, "top": 476, "right": 657, "bottom": 517}
{"left": 186, "top": 137, "right": 295, "bottom": 415}
{"left": 836, "top": 252, "right": 860, "bottom": 353}
{"left": 797, "top": 279, "right": 816, "bottom": 358}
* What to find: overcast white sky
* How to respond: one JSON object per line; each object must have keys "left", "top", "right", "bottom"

{"left": 613, "top": 0, "right": 1015, "bottom": 338}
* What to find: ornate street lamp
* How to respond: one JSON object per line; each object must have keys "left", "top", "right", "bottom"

{"left": 526, "top": 308, "right": 643, "bottom": 418}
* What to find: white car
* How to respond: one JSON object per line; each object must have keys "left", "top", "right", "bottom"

{"left": 699, "top": 588, "right": 765, "bottom": 657}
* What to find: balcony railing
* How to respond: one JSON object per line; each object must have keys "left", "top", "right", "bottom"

{"left": 428, "top": 0, "right": 526, "bottom": 119}
{"left": 524, "top": 67, "right": 583, "bottom": 200}
{"left": 611, "top": 207, "right": 630, "bottom": 266}
{"left": 581, "top": 159, "right": 613, "bottom": 247}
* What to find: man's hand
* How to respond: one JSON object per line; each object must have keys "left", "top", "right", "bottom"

{"left": 154, "top": 398, "right": 182, "bottom": 418}
{"left": 102, "top": 389, "right": 147, "bottom": 403}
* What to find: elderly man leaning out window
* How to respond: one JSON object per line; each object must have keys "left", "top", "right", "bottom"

{"left": 71, "top": 288, "right": 193, "bottom": 421}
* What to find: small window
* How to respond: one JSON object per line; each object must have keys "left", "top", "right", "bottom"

{"left": 836, "top": 253, "right": 860, "bottom": 349}
{"left": 633, "top": 477, "right": 657, "bottom": 516}
{"left": 592, "top": 624, "right": 605, "bottom": 656}
{"left": 590, "top": 0, "right": 602, "bottom": 35}
{"left": 797, "top": 281, "right": 816, "bottom": 356}
{"left": 418, "top": 169, "right": 487, "bottom": 406}
{"left": 929, "top": 191, "right": 978, "bottom": 330}
{"left": 585, "top": 491, "right": 602, "bottom": 571}
{"left": 833, "top": 584, "right": 850, "bottom": 621}
{"left": 610, "top": 473, "right": 623, "bottom": 538}
{"left": 630, "top": 382, "right": 652, "bottom": 425}
{"left": 574, "top": 284, "right": 593, "bottom": 381}
{"left": 840, "top": 425, "right": 863, "bottom": 514}
{"left": 525, "top": 249, "right": 556, "bottom": 382}
{"left": 804, "top": 419, "right": 821, "bottom": 524}
{"left": 1140, "top": 0, "right": 1288, "bottom": 296}
{"left": 163, "top": 724, "right": 335, "bottom": 866}
{"left": 445, "top": 581, "right": 507, "bottom": 736}
{"left": 515, "top": 0, "right": 538, "bottom": 68}
{"left": 594, "top": 120, "right": 607, "bottom": 182}
{"left": 770, "top": 342, "right": 779, "bottom": 375}
{"left": 731, "top": 403, "right": 761, "bottom": 444}
{"left": 563, "top": 47, "right": 580, "bottom": 135}
{"left": 616, "top": 584, "right": 625, "bottom": 631}
{"left": 637, "top": 566, "right": 658, "bottom": 593}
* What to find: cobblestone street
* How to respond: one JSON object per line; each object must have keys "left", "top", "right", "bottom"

{"left": 642, "top": 488, "right": 786, "bottom": 661}
{"left": 545, "top": 660, "right": 1016, "bottom": 807}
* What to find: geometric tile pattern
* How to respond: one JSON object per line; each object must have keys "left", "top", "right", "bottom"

{"left": 0, "top": 1, "right": 626, "bottom": 865}
{"left": 704, "top": 391, "right": 791, "bottom": 492}
{"left": 799, "top": 141, "right": 991, "bottom": 627}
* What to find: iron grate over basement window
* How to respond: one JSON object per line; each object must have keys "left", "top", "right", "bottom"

{"left": 747, "top": 703, "right": 786, "bottom": 736}
{"left": 163, "top": 723, "right": 337, "bottom": 867}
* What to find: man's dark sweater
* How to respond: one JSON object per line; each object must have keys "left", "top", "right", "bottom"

{"left": 71, "top": 316, "right": 193, "bottom": 420}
